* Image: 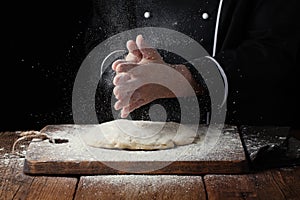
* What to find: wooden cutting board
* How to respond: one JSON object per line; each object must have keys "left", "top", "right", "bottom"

{"left": 24, "top": 124, "right": 248, "bottom": 175}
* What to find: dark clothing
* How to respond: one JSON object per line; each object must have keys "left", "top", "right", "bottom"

{"left": 85, "top": 0, "right": 300, "bottom": 127}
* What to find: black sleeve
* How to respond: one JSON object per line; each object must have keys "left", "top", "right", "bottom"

{"left": 214, "top": 0, "right": 300, "bottom": 126}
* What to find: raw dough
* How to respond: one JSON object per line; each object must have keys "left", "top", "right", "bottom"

{"left": 82, "top": 119, "right": 197, "bottom": 150}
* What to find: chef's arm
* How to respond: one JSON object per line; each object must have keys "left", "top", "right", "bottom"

{"left": 212, "top": 0, "right": 299, "bottom": 90}
{"left": 212, "top": 0, "right": 299, "bottom": 125}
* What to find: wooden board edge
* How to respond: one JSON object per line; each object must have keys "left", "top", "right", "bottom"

{"left": 23, "top": 159, "right": 249, "bottom": 176}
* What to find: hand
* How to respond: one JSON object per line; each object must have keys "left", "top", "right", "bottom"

{"left": 112, "top": 35, "right": 202, "bottom": 118}
{"left": 112, "top": 35, "right": 165, "bottom": 73}
{"left": 112, "top": 35, "right": 169, "bottom": 118}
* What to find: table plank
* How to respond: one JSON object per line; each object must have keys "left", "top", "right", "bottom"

{"left": 21, "top": 176, "right": 77, "bottom": 200}
{"left": 204, "top": 166, "right": 300, "bottom": 200}
{"left": 0, "top": 159, "right": 33, "bottom": 199}
{"left": 75, "top": 175, "right": 205, "bottom": 200}
{"left": 24, "top": 124, "right": 248, "bottom": 175}
{"left": 0, "top": 159, "right": 78, "bottom": 200}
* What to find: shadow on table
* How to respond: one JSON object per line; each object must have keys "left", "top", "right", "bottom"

{"left": 239, "top": 126, "right": 300, "bottom": 171}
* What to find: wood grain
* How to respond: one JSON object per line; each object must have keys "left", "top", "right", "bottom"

{"left": 0, "top": 131, "right": 31, "bottom": 157}
{"left": 0, "top": 159, "right": 33, "bottom": 199}
{"left": 204, "top": 166, "right": 300, "bottom": 200}
{"left": 0, "top": 159, "right": 78, "bottom": 200}
{"left": 1, "top": 130, "right": 300, "bottom": 199}
{"left": 22, "top": 176, "right": 77, "bottom": 200}
{"left": 75, "top": 175, "right": 205, "bottom": 200}
{"left": 24, "top": 124, "right": 248, "bottom": 175}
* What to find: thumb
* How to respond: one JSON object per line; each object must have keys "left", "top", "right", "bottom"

{"left": 136, "top": 35, "right": 161, "bottom": 61}
{"left": 126, "top": 40, "right": 142, "bottom": 62}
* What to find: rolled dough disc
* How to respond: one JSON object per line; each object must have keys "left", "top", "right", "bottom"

{"left": 82, "top": 119, "right": 198, "bottom": 150}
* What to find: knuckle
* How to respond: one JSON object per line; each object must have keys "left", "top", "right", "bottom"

{"left": 113, "top": 76, "right": 119, "bottom": 85}
{"left": 113, "top": 86, "right": 119, "bottom": 95}
{"left": 117, "top": 63, "right": 129, "bottom": 72}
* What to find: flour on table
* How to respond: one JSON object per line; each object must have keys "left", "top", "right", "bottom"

{"left": 82, "top": 119, "right": 197, "bottom": 150}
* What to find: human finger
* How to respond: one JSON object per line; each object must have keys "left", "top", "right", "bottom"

{"left": 114, "top": 91, "right": 141, "bottom": 110}
{"left": 113, "top": 82, "right": 135, "bottom": 98}
{"left": 113, "top": 78, "right": 143, "bottom": 96}
{"left": 120, "top": 106, "right": 130, "bottom": 118}
{"left": 126, "top": 40, "right": 142, "bottom": 62}
{"left": 127, "top": 87, "right": 147, "bottom": 112}
{"left": 113, "top": 73, "right": 131, "bottom": 85}
{"left": 115, "top": 89, "right": 145, "bottom": 113}
{"left": 112, "top": 59, "right": 126, "bottom": 71}
{"left": 114, "top": 99, "right": 128, "bottom": 110}
{"left": 136, "top": 35, "right": 162, "bottom": 61}
{"left": 116, "top": 62, "right": 138, "bottom": 73}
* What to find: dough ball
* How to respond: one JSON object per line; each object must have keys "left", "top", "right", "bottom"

{"left": 82, "top": 119, "right": 197, "bottom": 150}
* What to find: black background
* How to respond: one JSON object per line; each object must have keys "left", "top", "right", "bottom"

{"left": 1, "top": 0, "right": 92, "bottom": 131}
{"left": 1, "top": 1, "right": 299, "bottom": 131}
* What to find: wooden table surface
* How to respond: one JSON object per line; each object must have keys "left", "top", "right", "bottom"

{"left": 1, "top": 129, "right": 300, "bottom": 200}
